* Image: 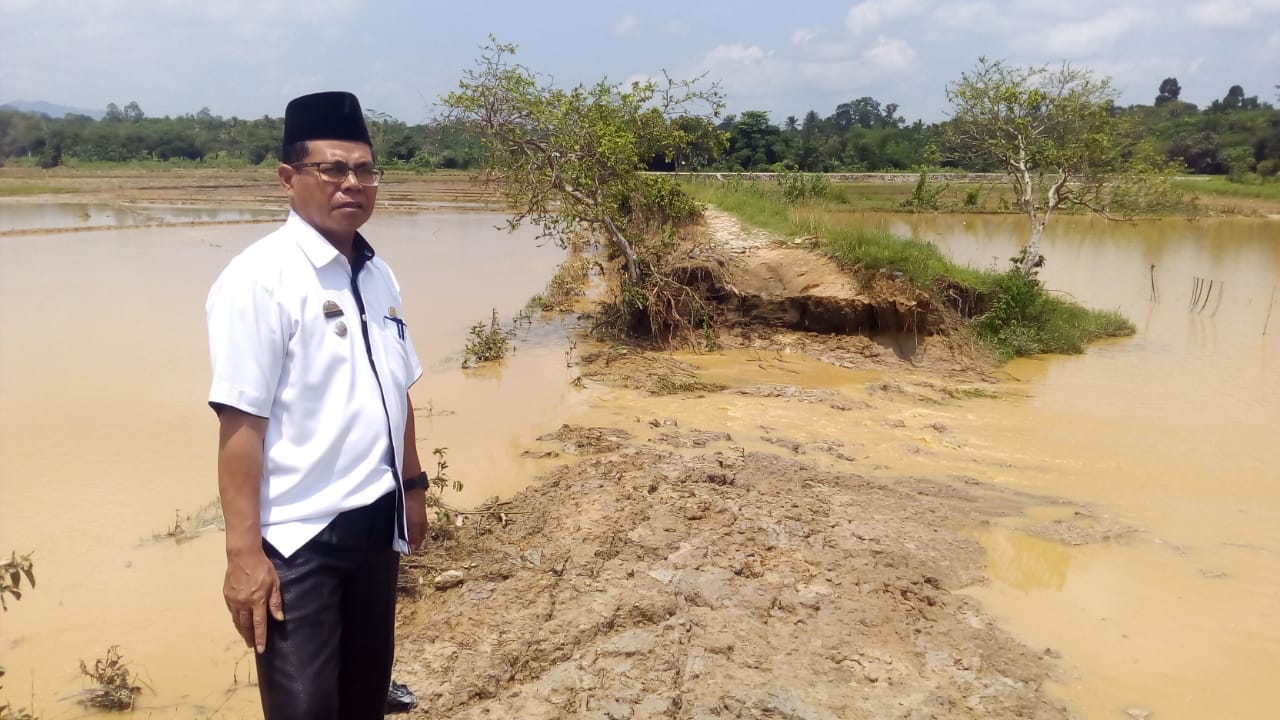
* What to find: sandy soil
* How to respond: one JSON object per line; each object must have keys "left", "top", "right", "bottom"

{"left": 389, "top": 211, "right": 1079, "bottom": 719}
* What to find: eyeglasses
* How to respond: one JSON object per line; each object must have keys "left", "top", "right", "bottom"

{"left": 290, "top": 161, "right": 384, "bottom": 187}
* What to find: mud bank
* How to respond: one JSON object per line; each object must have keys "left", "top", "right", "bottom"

{"left": 395, "top": 422, "right": 1073, "bottom": 719}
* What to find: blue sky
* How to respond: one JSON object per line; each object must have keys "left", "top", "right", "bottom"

{"left": 2, "top": 0, "right": 1277, "bottom": 124}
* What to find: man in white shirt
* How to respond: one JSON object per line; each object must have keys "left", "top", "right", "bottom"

{"left": 206, "top": 91, "right": 429, "bottom": 720}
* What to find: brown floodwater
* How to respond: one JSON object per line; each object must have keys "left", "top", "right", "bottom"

{"left": 1, "top": 205, "right": 1277, "bottom": 718}
{"left": 0, "top": 209, "right": 572, "bottom": 718}
{"left": 880, "top": 213, "right": 1280, "bottom": 718}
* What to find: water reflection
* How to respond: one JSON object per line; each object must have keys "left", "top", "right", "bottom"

{"left": 971, "top": 526, "right": 1073, "bottom": 592}
{"left": 0, "top": 203, "right": 281, "bottom": 233}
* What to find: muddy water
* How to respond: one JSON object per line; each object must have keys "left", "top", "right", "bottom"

{"left": 880, "top": 213, "right": 1280, "bottom": 718}
{"left": 0, "top": 210, "right": 570, "bottom": 718}
{"left": 2, "top": 204, "right": 1277, "bottom": 719}
{"left": 0, "top": 203, "right": 282, "bottom": 233}
{"left": 559, "top": 212, "right": 1278, "bottom": 719}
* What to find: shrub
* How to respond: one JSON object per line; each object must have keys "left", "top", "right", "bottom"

{"left": 462, "top": 309, "right": 512, "bottom": 367}
{"left": 776, "top": 170, "right": 834, "bottom": 204}
{"left": 975, "top": 270, "right": 1134, "bottom": 360}
{"left": 900, "top": 169, "right": 948, "bottom": 211}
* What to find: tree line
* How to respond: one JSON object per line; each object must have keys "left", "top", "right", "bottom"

{"left": 1, "top": 77, "right": 1276, "bottom": 180}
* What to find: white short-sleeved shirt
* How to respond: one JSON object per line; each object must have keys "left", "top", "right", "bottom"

{"left": 206, "top": 211, "right": 423, "bottom": 557}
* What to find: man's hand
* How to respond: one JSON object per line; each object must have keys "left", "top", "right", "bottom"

{"left": 224, "top": 547, "right": 284, "bottom": 653}
{"left": 406, "top": 488, "right": 428, "bottom": 551}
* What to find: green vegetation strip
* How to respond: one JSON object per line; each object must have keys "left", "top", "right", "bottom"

{"left": 0, "top": 183, "right": 74, "bottom": 195}
{"left": 687, "top": 180, "right": 1134, "bottom": 361}
{"left": 1180, "top": 177, "right": 1280, "bottom": 200}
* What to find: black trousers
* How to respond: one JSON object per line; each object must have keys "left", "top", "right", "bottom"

{"left": 256, "top": 492, "right": 400, "bottom": 720}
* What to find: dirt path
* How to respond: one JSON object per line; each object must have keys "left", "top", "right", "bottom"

{"left": 391, "top": 214, "right": 1073, "bottom": 719}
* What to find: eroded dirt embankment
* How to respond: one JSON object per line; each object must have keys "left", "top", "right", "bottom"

{"left": 389, "top": 213, "right": 1077, "bottom": 718}
{"left": 396, "top": 435, "right": 1067, "bottom": 720}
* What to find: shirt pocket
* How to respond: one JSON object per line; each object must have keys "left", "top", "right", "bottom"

{"left": 372, "top": 307, "right": 412, "bottom": 392}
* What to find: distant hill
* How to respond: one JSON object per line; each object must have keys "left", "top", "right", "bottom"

{"left": 1, "top": 100, "right": 104, "bottom": 119}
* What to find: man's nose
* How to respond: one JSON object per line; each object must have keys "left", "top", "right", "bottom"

{"left": 339, "top": 168, "right": 364, "bottom": 190}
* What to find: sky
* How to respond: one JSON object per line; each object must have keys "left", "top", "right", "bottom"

{"left": 1, "top": 0, "right": 1277, "bottom": 124}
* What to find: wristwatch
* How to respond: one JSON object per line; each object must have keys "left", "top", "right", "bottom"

{"left": 402, "top": 471, "right": 429, "bottom": 492}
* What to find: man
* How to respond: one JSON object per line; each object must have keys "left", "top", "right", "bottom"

{"left": 206, "top": 91, "right": 429, "bottom": 719}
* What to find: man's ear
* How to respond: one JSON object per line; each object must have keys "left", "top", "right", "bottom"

{"left": 278, "top": 163, "right": 295, "bottom": 194}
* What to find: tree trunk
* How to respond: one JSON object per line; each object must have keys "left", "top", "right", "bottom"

{"left": 602, "top": 216, "right": 642, "bottom": 284}
{"left": 1020, "top": 221, "right": 1045, "bottom": 274}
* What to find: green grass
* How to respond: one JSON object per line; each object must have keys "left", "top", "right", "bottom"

{"left": 0, "top": 182, "right": 72, "bottom": 195}
{"left": 687, "top": 180, "right": 990, "bottom": 289}
{"left": 686, "top": 179, "right": 1136, "bottom": 362}
{"left": 974, "top": 272, "right": 1135, "bottom": 361}
{"left": 1180, "top": 176, "right": 1280, "bottom": 200}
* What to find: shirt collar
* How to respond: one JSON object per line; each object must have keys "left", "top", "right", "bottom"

{"left": 286, "top": 211, "right": 376, "bottom": 271}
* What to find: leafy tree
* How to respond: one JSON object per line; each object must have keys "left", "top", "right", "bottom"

{"left": 442, "top": 38, "right": 724, "bottom": 288}
{"left": 122, "top": 101, "right": 145, "bottom": 123}
{"left": 1156, "top": 77, "right": 1181, "bottom": 105}
{"left": 946, "top": 57, "right": 1185, "bottom": 273}
{"left": 1167, "top": 130, "right": 1224, "bottom": 173}
{"left": 724, "top": 110, "right": 781, "bottom": 169}
{"left": 1221, "top": 145, "right": 1256, "bottom": 180}
{"left": 797, "top": 110, "right": 823, "bottom": 171}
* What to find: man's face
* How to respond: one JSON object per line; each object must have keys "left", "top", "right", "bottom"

{"left": 279, "top": 139, "right": 377, "bottom": 243}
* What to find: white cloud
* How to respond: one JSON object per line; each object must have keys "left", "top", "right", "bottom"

{"left": 1039, "top": 7, "right": 1147, "bottom": 55}
{"left": 861, "top": 36, "right": 917, "bottom": 72}
{"left": 791, "top": 26, "right": 822, "bottom": 45}
{"left": 1187, "top": 0, "right": 1280, "bottom": 27}
{"left": 846, "top": 0, "right": 925, "bottom": 33}
{"left": 614, "top": 14, "right": 640, "bottom": 36}
{"left": 704, "top": 43, "right": 770, "bottom": 66}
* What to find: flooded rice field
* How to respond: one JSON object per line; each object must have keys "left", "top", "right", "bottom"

{"left": 0, "top": 196, "right": 1276, "bottom": 718}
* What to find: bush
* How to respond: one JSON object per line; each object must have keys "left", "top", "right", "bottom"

{"left": 900, "top": 169, "right": 948, "bottom": 211}
{"left": 462, "top": 309, "right": 512, "bottom": 367}
{"left": 975, "top": 270, "right": 1134, "bottom": 360}
{"left": 776, "top": 170, "right": 834, "bottom": 204}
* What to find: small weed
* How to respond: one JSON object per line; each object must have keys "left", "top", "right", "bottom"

{"left": 425, "top": 448, "right": 464, "bottom": 534}
{"left": 527, "top": 255, "right": 592, "bottom": 312}
{"left": 0, "top": 552, "right": 35, "bottom": 611}
{"left": 0, "top": 666, "right": 39, "bottom": 720}
{"left": 78, "top": 647, "right": 143, "bottom": 711}
{"left": 961, "top": 184, "right": 990, "bottom": 209}
{"left": 462, "top": 309, "right": 513, "bottom": 368}
{"left": 149, "top": 499, "right": 223, "bottom": 544}
{"left": 900, "top": 169, "right": 948, "bottom": 211}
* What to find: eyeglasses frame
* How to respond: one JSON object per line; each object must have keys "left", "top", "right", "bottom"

{"left": 289, "top": 161, "right": 384, "bottom": 187}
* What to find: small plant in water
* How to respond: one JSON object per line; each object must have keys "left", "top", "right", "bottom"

{"left": 462, "top": 309, "right": 513, "bottom": 368}
{"left": 0, "top": 552, "right": 35, "bottom": 611}
{"left": 78, "top": 646, "right": 143, "bottom": 711}
{"left": 1, "top": 666, "right": 39, "bottom": 720}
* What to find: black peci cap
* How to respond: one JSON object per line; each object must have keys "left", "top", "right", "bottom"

{"left": 282, "top": 91, "right": 372, "bottom": 153}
